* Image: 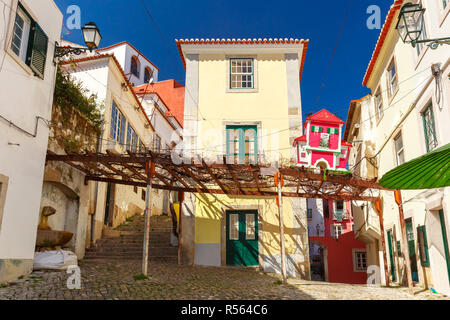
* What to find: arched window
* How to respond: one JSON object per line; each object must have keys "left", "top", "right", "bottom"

{"left": 144, "top": 67, "right": 153, "bottom": 83}
{"left": 130, "top": 56, "right": 140, "bottom": 78}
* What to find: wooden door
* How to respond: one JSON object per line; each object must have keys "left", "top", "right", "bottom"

{"left": 226, "top": 211, "right": 259, "bottom": 267}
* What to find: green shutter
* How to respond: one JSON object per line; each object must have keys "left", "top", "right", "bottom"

{"left": 319, "top": 127, "right": 323, "bottom": 133}
{"left": 27, "top": 22, "right": 48, "bottom": 79}
{"left": 418, "top": 225, "right": 430, "bottom": 267}
{"left": 311, "top": 126, "right": 315, "bottom": 132}
{"left": 327, "top": 128, "right": 331, "bottom": 134}
{"left": 335, "top": 128, "right": 339, "bottom": 135}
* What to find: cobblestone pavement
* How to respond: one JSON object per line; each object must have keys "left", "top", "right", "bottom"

{"left": 0, "top": 260, "right": 448, "bottom": 300}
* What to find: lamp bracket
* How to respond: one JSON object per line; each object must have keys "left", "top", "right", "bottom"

{"left": 412, "top": 38, "right": 450, "bottom": 50}
{"left": 54, "top": 42, "right": 91, "bottom": 60}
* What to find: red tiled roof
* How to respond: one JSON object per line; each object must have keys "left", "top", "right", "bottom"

{"left": 341, "top": 141, "right": 353, "bottom": 148}
{"left": 293, "top": 135, "right": 307, "bottom": 146}
{"left": 134, "top": 80, "right": 185, "bottom": 128}
{"left": 362, "top": 0, "right": 404, "bottom": 86}
{"left": 343, "top": 95, "right": 369, "bottom": 141}
{"left": 96, "top": 41, "right": 160, "bottom": 71}
{"left": 305, "top": 109, "right": 345, "bottom": 127}
{"left": 60, "top": 54, "right": 155, "bottom": 132}
{"left": 175, "top": 38, "right": 309, "bottom": 82}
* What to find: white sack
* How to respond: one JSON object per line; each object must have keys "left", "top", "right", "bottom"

{"left": 33, "top": 250, "right": 78, "bottom": 270}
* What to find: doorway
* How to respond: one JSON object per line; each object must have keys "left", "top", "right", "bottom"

{"left": 405, "top": 218, "right": 419, "bottom": 282}
{"left": 226, "top": 210, "right": 259, "bottom": 266}
{"left": 439, "top": 210, "right": 450, "bottom": 284}
{"left": 387, "top": 230, "right": 397, "bottom": 282}
{"left": 309, "top": 243, "right": 327, "bottom": 281}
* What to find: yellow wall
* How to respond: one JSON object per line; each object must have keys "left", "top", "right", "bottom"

{"left": 196, "top": 53, "right": 291, "bottom": 161}
{"left": 194, "top": 53, "right": 297, "bottom": 255}
{"left": 194, "top": 194, "right": 297, "bottom": 255}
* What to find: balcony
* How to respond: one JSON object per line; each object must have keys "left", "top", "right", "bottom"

{"left": 333, "top": 210, "right": 346, "bottom": 223}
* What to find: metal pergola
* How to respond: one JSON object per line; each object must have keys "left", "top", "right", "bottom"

{"left": 46, "top": 150, "right": 406, "bottom": 289}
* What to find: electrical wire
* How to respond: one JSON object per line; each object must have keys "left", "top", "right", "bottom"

{"left": 313, "top": 0, "right": 353, "bottom": 109}
{"left": 348, "top": 75, "right": 433, "bottom": 171}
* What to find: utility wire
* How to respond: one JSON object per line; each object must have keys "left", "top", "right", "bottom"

{"left": 348, "top": 75, "right": 433, "bottom": 171}
{"left": 313, "top": 0, "right": 353, "bottom": 109}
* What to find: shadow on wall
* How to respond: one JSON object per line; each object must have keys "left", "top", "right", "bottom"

{"left": 194, "top": 193, "right": 310, "bottom": 278}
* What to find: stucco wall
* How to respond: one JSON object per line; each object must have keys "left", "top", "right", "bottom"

{"left": 181, "top": 49, "right": 309, "bottom": 278}
{"left": 0, "top": 0, "right": 62, "bottom": 283}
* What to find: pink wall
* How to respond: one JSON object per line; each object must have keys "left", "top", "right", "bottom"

{"left": 310, "top": 233, "right": 367, "bottom": 284}
{"left": 309, "top": 200, "right": 367, "bottom": 284}
{"left": 311, "top": 151, "right": 335, "bottom": 169}
{"left": 309, "top": 121, "right": 340, "bottom": 150}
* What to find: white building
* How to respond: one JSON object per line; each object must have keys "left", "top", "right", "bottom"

{"left": 347, "top": 0, "right": 450, "bottom": 294}
{"left": 0, "top": 0, "right": 63, "bottom": 283}
{"left": 61, "top": 53, "right": 156, "bottom": 242}
{"left": 96, "top": 41, "right": 159, "bottom": 87}
{"left": 134, "top": 81, "right": 184, "bottom": 216}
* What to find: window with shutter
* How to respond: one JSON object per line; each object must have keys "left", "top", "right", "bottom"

{"left": 27, "top": 22, "right": 48, "bottom": 79}
{"left": 418, "top": 225, "right": 430, "bottom": 267}
{"left": 421, "top": 103, "right": 438, "bottom": 153}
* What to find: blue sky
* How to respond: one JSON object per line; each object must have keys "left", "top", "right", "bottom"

{"left": 54, "top": 0, "right": 393, "bottom": 122}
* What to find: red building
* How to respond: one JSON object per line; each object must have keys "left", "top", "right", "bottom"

{"left": 308, "top": 199, "right": 367, "bottom": 284}
{"left": 294, "top": 109, "right": 368, "bottom": 284}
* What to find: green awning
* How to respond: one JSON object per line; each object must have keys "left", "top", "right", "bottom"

{"left": 379, "top": 143, "right": 450, "bottom": 190}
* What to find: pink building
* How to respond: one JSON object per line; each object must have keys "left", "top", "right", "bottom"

{"left": 293, "top": 109, "right": 367, "bottom": 284}
{"left": 294, "top": 109, "right": 352, "bottom": 171}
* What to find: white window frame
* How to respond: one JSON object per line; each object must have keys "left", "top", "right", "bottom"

{"left": 11, "top": 4, "right": 31, "bottom": 63}
{"left": 353, "top": 249, "right": 368, "bottom": 272}
{"left": 126, "top": 123, "right": 139, "bottom": 152}
{"left": 226, "top": 55, "right": 258, "bottom": 93}
{"left": 387, "top": 58, "right": 398, "bottom": 99}
{"left": 110, "top": 101, "right": 126, "bottom": 145}
{"left": 230, "top": 58, "right": 254, "bottom": 89}
{"left": 394, "top": 132, "right": 405, "bottom": 166}
{"left": 334, "top": 200, "right": 346, "bottom": 219}
{"left": 153, "top": 133, "right": 161, "bottom": 153}
{"left": 332, "top": 224, "right": 343, "bottom": 239}
{"left": 375, "top": 88, "right": 384, "bottom": 121}
{"left": 229, "top": 214, "right": 239, "bottom": 240}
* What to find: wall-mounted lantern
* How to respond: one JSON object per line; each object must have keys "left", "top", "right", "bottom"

{"left": 396, "top": 3, "right": 450, "bottom": 49}
{"left": 54, "top": 22, "right": 102, "bottom": 60}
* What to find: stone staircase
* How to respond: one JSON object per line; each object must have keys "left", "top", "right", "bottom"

{"left": 84, "top": 214, "right": 178, "bottom": 263}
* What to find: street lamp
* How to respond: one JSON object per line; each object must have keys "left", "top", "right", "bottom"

{"left": 396, "top": 2, "right": 450, "bottom": 49}
{"left": 81, "top": 22, "right": 102, "bottom": 50}
{"left": 54, "top": 22, "right": 102, "bottom": 59}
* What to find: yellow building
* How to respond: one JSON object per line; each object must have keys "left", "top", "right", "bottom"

{"left": 176, "top": 38, "right": 311, "bottom": 278}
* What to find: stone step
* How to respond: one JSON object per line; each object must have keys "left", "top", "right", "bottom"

{"left": 86, "top": 247, "right": 177, "bottom": 255}
{"left": 85, "top": 248, "right": 178, "bottom": 258}
{"left": 115, "top": 227, "right": 172, "bottom": 233}
{"left": 83, "top": 256, "right": 178, "bottom": 263}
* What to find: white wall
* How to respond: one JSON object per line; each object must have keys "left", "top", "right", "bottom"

{"left": 0, "top": 0, "right": 62, "bottom": 266}
{"left": 307, "top": 199, "right": 325, "bottom": 237}
{"left": 99, "top": 43, "right": 159, "bottom": 87}
{"left": 360, "top": 0, "right": 450, "bottom": 294}
{"left": 65, "top": 56, "right": 157, "bottom": 236}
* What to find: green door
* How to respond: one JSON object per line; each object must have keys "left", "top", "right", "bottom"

{"left": 387, "top": 230, "right": 396, "bottom": 282}
{"left": 405, "top": 219, "right": 419, "bottom": 282}
{"left": 226, "top": 211, "right": 259, "bottom": 266}
{"left": 439, "top": 210, "right": 450, "bottom": 284}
